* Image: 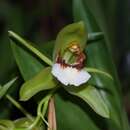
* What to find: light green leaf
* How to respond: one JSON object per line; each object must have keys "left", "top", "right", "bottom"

{"left": 0, "top": 77, "right": 17, "bottom": 99}
{"left": 20, "top": 67, "right": 58, "bottom": 101}
{"left": 67, "top": 85, "right": 109, "bottom": 118}
{"left": 53, "top": 21, "right": 87, "bottom": 60}
{"left": 0, "top": 120, "right": 14, "bottom": 130}
{"left": 14, "top": 117, "right": 45, "bottom": 130}
{"left": 85, "top": 67, "right": 113, "bottom": 80}
{"left": 8, "top": 31, "right": 52, "bottom": 66}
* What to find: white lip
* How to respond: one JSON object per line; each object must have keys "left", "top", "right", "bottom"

{"left": 51, "top": 63, "right": 91, "bottom": 86}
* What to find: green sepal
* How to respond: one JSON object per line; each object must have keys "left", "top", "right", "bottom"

{"left": 85, "top": 67, "right": 113, "bottom": 80}
{"left": 20, "top": 67, "right": 58, "bottom": 101}
{"left": 53, "top": 21, "right": 87, "bottom": 60}
{"left": 66, "top": 85, "right": 109, "bottom": 118}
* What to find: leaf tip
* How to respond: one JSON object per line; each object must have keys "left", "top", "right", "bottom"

{"left": 8, "top": 30, "right": 13, "bottom": 37}
{"left": 19, "top": 86, "right": 30, "bottom": 101}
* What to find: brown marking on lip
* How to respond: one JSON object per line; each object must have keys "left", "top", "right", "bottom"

{"left": 56, "top": 53, "right": 85, "bottom": 70}
{"left": 56, "top": 42, "right": 86, "bottom": 70}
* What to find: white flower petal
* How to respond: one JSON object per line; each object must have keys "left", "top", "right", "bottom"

{"left": 73, "top": 69, "right": 91, "bottom": 86}
{"left": 51, "top": 64, "right": 69, "bottom": 85}
{"left": 51, "top": 63, "right": 91, "bottom": 86}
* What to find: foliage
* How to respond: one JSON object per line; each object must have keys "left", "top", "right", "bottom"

{"left": 0, "top": 0, "right": 129, "bottom": 130}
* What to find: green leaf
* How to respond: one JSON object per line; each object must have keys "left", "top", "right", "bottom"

{"left": 10, "top": 39, "right": 44, "bottom": 80}
{"left": 85, "top": 67, "right": 113, "bottom": 80}
{"left": 13, "top": 129, "right": 28, "bottom": 130}
{"left": 67, "top": 85, "right": 109, "bottom": 118}
{"left": 8, "top": 31, "right": 52, "bottom": 66}
{"left": 20, "top": 67, "right": 57, "bottom": 101}
{"left": 53, "top": 21, "right": 87, "bottom": 60}
{"left": 55, "top": 91, "right": 100, "bottom": 130}
{"left": 0, "top": 77, "right": 17, "bottom": 99}
{"left": 88, "top": 32, "right": 104, "bottom": 43}
{"left": 0, "top": 120, "right": 14, "bottom": 130}
{"left": 73, "top": 0, "right": 130, "bottom": 129}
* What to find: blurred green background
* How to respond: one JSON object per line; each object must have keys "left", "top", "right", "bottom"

{"left": 0, "top": 0, "right": 129, "bottom": 129}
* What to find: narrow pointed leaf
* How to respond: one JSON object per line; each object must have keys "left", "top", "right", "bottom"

{"left": 53, "top": 21, "right": 87, "bottom": 60}
{"left": 67, "top": 85, "right": 109, "bottom": 118}
{"left": 20, "top": 67, "right": 57, "bottom": 101}
{"left": 0, "top": 77, "right": 17, "bottom": 99}
{"left": 8, "top": 31, "right": 52, "bottom": 66}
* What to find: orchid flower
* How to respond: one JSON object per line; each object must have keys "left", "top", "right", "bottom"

{"left": 9, "top": 21, "right": 113, "bottom": 121}
{"left": 51, "top": 44, "right": 91, "bottom": 86}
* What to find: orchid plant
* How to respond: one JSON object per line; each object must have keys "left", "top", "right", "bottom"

{"left": 0, "top": 21, "right": 113, "bottom": 130}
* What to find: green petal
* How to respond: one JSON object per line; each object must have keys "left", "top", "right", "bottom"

{"left": 85, "top": 67, "right": 113, "bottom": 80}
{"left": 53, "top": 21, "right": 87, "bottom": 60}
{"left": 20, "top": 67, "right": 58, "bottom": 101}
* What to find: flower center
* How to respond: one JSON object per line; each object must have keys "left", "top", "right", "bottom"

{"left": 56, "top": 43, "right": 86, "bottom": 70}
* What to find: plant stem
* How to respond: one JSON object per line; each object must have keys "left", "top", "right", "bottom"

{"left": 6, "top": 94, "right": 33, "bottom": 121}
{"left": 28, "top": 92, "right": 53, "bottom": 129}
{"left": 48, "top": 97, "right": 57, "bottom": 130}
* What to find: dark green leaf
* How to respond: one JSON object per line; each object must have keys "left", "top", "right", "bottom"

{"left": 10, "top": 40, "right": 44, "bottom": 81}
{"left": 73, "top": 0, "right": 130, "bottom": 129}
{"left": 55, "top": 92, "right": 100, "bottom": 130}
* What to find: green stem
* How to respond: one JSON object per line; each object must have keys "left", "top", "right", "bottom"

{"left": 8, "top": 31, "right": 53, "bottom": 66}
{"left": 28, "top": 90, "right": 55, "bottom": 129}
{"left": 6, "top": 94, "right": 33, "bottom": 121}
{"left": 28, "top": 98, "right": 49, "bottom": 129}
{"left": 39, "top": 100, "right": 50, "bottom": 127}
{"left": 28, "top": 116, "right": 41, "bottom": 130}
